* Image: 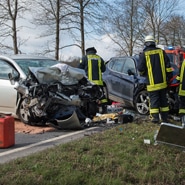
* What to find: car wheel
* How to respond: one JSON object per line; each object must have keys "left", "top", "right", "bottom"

{"left": 17, "top": 98, "right": 32, "bottom": 125}
{"left": 135, "top": 90, "right": 149, "bottom": 115}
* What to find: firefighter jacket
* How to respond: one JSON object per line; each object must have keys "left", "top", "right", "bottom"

{"left": 79, "top": 53, "right": 106, "bottom": 86}
{"left": 178, "top": 59, "right": 185, "bottom": 96}
{"left": 138, "top": 46, "right": 173, "bottom": 92}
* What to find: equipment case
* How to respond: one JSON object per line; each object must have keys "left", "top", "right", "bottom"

{"left": 0, "top": 115, "right": 15, "bottom": 148}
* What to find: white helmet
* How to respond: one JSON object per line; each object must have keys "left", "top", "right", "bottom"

{"left": 144, "top": 35, "right": 155, "bottom": 43}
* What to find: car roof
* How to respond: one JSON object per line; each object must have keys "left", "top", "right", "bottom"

{"left": 107, "top": 55, "right": 138, "bottom": 63}
{"left": 108, "top": 55, "right": 138, "bottom": 60}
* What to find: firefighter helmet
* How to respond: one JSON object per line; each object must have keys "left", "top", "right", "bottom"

{"left": 144, "top": 35, "right": 155, "bottom": 46}
{"left": 86, "top": 47, "right": 97, "bottom": 54}
{"left": 145, "top": 35, "right": 155, "bottom": 43}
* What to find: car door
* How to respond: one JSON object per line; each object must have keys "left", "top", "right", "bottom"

{"left": 106, "top": 58, "right": 126, "bottom": 98}
{"left": 118, "top": 57, "right": 137, "bottom": 104}
{"left": 0, "top": 59, "right": 18, "bottom": 115}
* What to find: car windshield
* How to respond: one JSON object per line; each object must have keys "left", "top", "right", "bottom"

{"left": 15, "top": 59, "right": 59, "bottom": 75}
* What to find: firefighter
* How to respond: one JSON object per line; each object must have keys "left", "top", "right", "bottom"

{"left": 178, "top": 59, "right": 185, "bottom": 126}
{"left": 78, "top": 47, "right": 108, "bottom": 113}
{"left": 138, "top": 35, "right": 173, "bottom": 123}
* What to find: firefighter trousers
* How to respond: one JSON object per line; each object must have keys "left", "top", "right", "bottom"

{"left": 179, "top": 96, "right": 185, "bottom": 117}
{"left": 148, "top": 88, "right": 169, "bottom": 122}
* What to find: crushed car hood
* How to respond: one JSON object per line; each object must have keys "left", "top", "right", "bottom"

{"left": 29, "top": 63, "right": 87, "bottom": 85}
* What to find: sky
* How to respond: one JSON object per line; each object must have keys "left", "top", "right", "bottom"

{"left": 8, "top": 0, "right": 185, "bottom": 62}
{"left": 17, "top": 17, "right": 117, "bottom": 62}
{"left": 58, "top": 34, "right": 117, "bottom": 61}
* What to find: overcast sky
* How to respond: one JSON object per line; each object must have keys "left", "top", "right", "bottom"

{"left": 17, "top": 16, "right": 117, "bottom": 62}
{"left": 13, "top": 0, "right": 185, "bottom": 62}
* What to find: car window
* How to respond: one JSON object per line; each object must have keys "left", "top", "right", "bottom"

{"left": 109, "top": 58, "right": 125, "bottom": 73}
{"left": 0, "top": 60, "right": 15, "bottom": 80}
{"left": 107, "top": 59, "right": 114, "bottom": 69}
{"left": 122, "top": 58, "right": 136, "bottom": 74}
{"left": 15, "top": 59, "right": 59, "bottom": 75}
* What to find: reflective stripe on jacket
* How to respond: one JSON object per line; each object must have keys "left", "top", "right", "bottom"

{"left": 179, "top": 60, "right": 185, "bottom": 96}
{"left": 79, "top": 52, "right": 106, "bottom": 86}
{"left": 145, "top": 49, "right": 172, "bottom": 91}
{"left": 87, "top": 55, "right": 103, "bottom": 85}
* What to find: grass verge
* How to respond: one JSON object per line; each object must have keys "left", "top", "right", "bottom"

{"left": 0, "top": 119, "right": 185, "bottom": 185}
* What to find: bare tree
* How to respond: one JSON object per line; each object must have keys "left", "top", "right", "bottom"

{"left": 31, "top": 0, "right": 106, "bottom": 59}
{"left": 65, "top": 0, "right": 107, "bottom": 56}
{"left": 0, "top": 0, "right": 27, "bottom": 54}
{"left": 99, "top": 0, "right": 146, "bottom": 56}
{"left": 141, "top": 0, "right": 180, "bottom": 44}
{"left": 161, "top": 15, "right": 185, "bottom": 46}
{"left": 99, "top": 0, "right": 184, "bottom": 56}
{"left": 31, "top": 0, "right": 77, "bottom": 60}
{"left": 0, "top": 0, "right": 183, "bottom": 58}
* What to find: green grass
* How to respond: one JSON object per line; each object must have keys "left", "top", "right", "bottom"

{"left": 0, "top": 120, "right": 185, "bottom": 185}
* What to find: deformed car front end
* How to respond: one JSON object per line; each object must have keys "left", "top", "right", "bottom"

{"left": 9, "top": 63, "right": 104, "bottom": 129}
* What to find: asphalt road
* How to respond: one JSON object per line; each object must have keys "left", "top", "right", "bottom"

{"left": 0, "top": 126, "right": 105, "bottom": 164}
{"left": 0, "top": 109, "right": 138, "bottom": 164}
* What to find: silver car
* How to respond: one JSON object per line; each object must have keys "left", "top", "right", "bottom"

{"left": 0, "top": 55, "right": 59, "bottom": 117}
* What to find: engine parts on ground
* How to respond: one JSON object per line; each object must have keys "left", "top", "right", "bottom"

{"left": 46, "top": 111, "right": 83, "bottom": 130}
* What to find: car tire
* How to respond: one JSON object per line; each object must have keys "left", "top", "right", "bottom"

{"left": 17, "top": 98, "right": 34, "bottom": 126}
{"left": 135, "top": 90, "right": 149, "bottom": 115}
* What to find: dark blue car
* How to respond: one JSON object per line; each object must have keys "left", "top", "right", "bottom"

{"left": 102, "top": 56, "right": 149, "bottom": 115}
{"left": 103, "top": 55, "right": 179, "bottom": 115}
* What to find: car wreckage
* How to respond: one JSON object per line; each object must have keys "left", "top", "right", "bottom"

{"left": 9, "top": 63, "right": 104, "bottom": 129}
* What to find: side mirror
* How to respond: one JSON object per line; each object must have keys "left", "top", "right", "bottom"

{"left": 8, "top": 73, "right": 15, "bottom": 85}
{"left": 8, "top": 69, "right": 19, "bottom": 85}
{"left": 127, "top": 69, "right": 134, "bottom": 76}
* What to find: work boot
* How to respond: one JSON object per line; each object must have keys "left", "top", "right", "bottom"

{"left": 151, "top": 113, "right": 160, "bottom": 124}
{"left": 161, "top": 112, "right": 169, "bottom": 122}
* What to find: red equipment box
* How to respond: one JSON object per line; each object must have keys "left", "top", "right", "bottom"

{"left": 0, "top": 115, "right": 15, "bottom": 148}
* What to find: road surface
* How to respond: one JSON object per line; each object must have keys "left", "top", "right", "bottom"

{"left": 0, "top": 126, "right": 105, "bottom": 164}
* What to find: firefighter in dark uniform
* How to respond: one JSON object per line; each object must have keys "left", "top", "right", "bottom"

{"left": 138, "top": 35, "right": 173, "bottom": 123}
{"left": 178, "top": 59, "right": 185, "bottom": 126}
{"left": 78, "top": 47, "right": 108, "bottom": 113}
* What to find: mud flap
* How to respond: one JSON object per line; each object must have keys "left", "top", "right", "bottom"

{"left": 155, "top": 122, "right": 185, "bottom": 149}
{"left": 47, "top": 111, "right": 83, "bottom": 130}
